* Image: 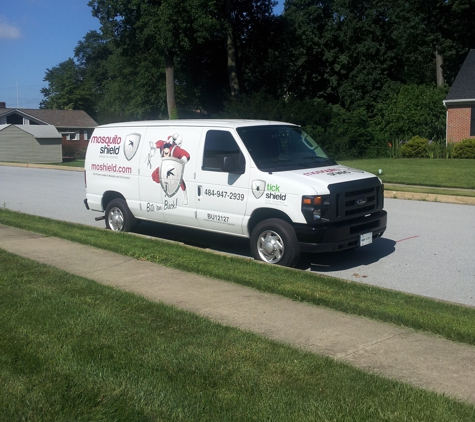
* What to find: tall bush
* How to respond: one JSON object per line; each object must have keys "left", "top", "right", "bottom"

{"left": 401, "top": 136, "right": 429, "bottom": 158}
{"left": 323, "top": 106, "right": 380, "bottom": 159}
{"left": 452, "top": 138, "right": 475, "bottom": 159}
{"left": 374, "top": 84, "right": 448, "bottom": 142}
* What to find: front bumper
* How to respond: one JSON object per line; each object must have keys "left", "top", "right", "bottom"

{"left": 294, "top": 210, "right": 387, "bottom": 253}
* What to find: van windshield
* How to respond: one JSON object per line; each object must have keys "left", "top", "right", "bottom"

{"left": 236, "top": 125, "right": 335, "bottom": 172}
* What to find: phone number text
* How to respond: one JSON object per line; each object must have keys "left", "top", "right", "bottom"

{"left": 203, "top": 189, "right": 244, "bottom": 201}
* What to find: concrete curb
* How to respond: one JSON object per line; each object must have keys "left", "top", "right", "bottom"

{"left": 384, "top": 190, "right": 475, "bottom": 205}
{"left": 1, "top": 223, "right": 475, "bottom": 405}
{"left": 0, "top": 162, "right": 83, "bottom": 172}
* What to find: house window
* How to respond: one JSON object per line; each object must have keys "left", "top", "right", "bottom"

{"left": 63, "top": 131, "right": 80, "bottom": 140}
{"left": 471, "top": 107, "right": 475, "bottom": 136}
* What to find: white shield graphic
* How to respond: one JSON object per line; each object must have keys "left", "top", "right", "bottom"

{"left": 160, "top": 157, "right": 185, "bottom": 197}
{"left": 124, "top": 133, "right": 141, "bottom": 161}
{"left": 252, "top": 179, "right": 266, "bottom": 199}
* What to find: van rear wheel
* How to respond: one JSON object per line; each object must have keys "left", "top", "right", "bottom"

{"left": 250, "top": 218, "right": 300, "bottom": 267}
{"left": 105, "top": 199, "right": 136, "bottom": 232}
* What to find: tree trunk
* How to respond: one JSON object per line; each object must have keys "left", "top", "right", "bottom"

{"left": 435, "top": 48, "right": 444, "bottom": 87}
{"left": 164, "top": 51, "right": 177, "bottom": 119}
{"left": 225, "top": 0, "right": 240, "bottom": 96}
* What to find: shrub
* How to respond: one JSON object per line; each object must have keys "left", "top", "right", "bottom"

{"left": 387, "top": 139, "right": 405, "bottom": 158}
{"left": 452, "top": 138, "right": 475, "bottom": 159}
{"left": 426, "top": 139, "right": 447, "bottom": 159}
{"left": 401, "top": 136, "right": 429, "bottom": 158}
{"left": 62, "top": 144, "right": 78, "bottom": 158}
{"left": 75, "top": 147, "right": 87, "bottom": 159}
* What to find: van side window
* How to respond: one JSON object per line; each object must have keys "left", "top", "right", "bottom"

{"left": 202, "top": 130, "right": 243, "bottom": 172}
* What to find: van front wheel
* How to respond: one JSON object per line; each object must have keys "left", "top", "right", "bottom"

{"left": 250, "top": 219, "right": 300, "bottom": 267}
{"left": 105, "top": 199, "right": 136, "bottom": 232}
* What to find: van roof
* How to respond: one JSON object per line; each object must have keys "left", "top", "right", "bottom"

{"left": 97, "top": 119, "right": 298, "bottom": 129}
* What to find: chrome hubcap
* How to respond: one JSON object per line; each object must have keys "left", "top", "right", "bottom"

{"left": 257, "top": 230, "right": 284, "bottom": 264}
{"left": 108, "top": 207, "right": 124, "bottom": 231}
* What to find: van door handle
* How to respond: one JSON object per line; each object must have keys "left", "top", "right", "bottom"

{"left": 197, "top": 185, "right": 202, "bottom": 197}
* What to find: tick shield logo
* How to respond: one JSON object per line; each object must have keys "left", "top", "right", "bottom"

{"left": 124, "top": 133, "right": 141, "bottom": 161}
{"left": 252, "top": 180, "right": 266, "bottom": 199}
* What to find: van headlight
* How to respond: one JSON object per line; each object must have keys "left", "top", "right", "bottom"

{"left": 301, "top": 195, "right": 330, "bottom": 223}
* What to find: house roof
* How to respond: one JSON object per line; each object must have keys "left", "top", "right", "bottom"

{"left": 0, "top": 107, "right": 98, "bottom": 128}
{"left": 0, "top": 124, "right": 61, "bottom": 138}
{"left": 445, "top": 49, "right": 475, "bottom": 105}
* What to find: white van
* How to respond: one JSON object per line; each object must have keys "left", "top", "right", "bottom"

{"left": 84, "top": 120, "right": 387, "bottom": 267}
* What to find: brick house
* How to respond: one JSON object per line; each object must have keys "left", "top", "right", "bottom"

{"left": 0, "top": 102, "right": 98, "bottom": 159}
{"left": 443, "top": 49, "right": 475, "bottom": 143}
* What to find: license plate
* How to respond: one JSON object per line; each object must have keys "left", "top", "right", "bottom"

{"left": 360, "top": 232, "right": 372, "bottom": 246}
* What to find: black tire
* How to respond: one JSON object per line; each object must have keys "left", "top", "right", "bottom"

{"left": 250, "top": 218, "right": 300, "bottom": 267}
{"left": 105, "top": 198, "right": 137, "bottom": 232}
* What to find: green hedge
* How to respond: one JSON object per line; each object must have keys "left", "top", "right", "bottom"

{"left": 452, "top": 138, "right": 475, "bottom": 159}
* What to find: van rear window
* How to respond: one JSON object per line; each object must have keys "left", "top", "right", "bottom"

{"left": 202, "top": 130, "right": 242, "bottom": 172}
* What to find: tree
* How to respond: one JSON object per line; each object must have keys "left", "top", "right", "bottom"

{"left": 225, "top": 0, "right": 240, "bottom": 96}
{"left": 415, "top": 0, "right": 475, "bottom": 85}
{"left": 278, "top": 0, "right": 334, "bottom": 101}
{"left": 225, "top": 0, "right": 281, "bottom": 96}
{"left": 88, "top": 0, "right": 221, "bottom": 119}
{"left": 74, "top": 30, "right": 110, "bottom": 100}
{"left": 40, "top": 58, "right": 96, "bottom": 116}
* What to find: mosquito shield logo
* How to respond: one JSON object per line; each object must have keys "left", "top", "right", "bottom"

{"left": 123, "top": 133, "right": 141, "bottom": 161}
{"left": 160, "top": 157, "right": 185, "bottom": 197}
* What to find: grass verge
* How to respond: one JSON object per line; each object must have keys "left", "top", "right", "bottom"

{"left": 1, "top": 249, "right": 474, "bottom": 420}
{"left": 384, "top": 184, "right": 475, "bottom": 198}
{"left": 56, "top": 158, "right": 85, "bottom": 168}
{"left": 1, "top": 208, "right": 475, "bottom": 347}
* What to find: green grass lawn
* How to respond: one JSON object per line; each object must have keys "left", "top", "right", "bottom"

{"left": 1, "top": 249, "right": 474, "bottom": 421}
{"left": 1, "top": 208, "right": 475, "bottom": 348}
{"left": 1, "top": 159, "right": 475, "bottom": 418}
{"left": 339, "top": 158, "right": 475, "bottom": 190}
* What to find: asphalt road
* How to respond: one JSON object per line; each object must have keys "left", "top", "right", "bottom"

{"left": 1, "top": 165, "right": 474, "bottom": 307}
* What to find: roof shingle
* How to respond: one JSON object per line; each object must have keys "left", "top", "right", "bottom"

{"left": 0, "top": 107, "right": 98, "bottom": 128}
{"left": 445, "top": 49, "right": 475, "bottom": 103}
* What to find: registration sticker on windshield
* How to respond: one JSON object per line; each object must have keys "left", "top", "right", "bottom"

{"left": 360, "top": 232, "right": 372, "bottom": 247}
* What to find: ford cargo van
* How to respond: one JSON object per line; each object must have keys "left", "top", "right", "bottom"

{"left": 84, "top": 120, "right": 387, "bottom": 267}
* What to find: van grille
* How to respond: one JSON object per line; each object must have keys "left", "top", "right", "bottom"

{"left": 328, "top": 178, "right": 383, "bottom": 222}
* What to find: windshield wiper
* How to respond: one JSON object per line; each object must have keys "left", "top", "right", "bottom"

{"left": 302, "top": 155, "right": 325, "bottom": 160}
{"left": 300, "top": 156, "right": 337, "bottom": 166}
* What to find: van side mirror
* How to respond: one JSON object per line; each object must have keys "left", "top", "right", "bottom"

{"left": 221, "top": 153, "right": 245, "bottom": 174}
